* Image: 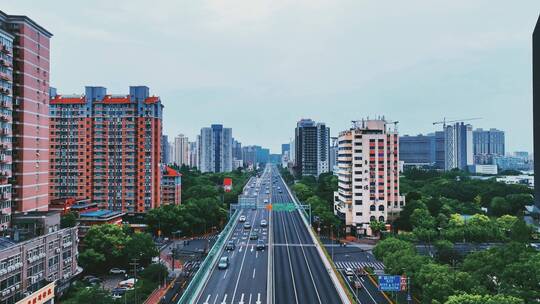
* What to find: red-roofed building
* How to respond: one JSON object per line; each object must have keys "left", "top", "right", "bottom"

{"left": 162, "top": 166, "right": 181, "bottom": 205}
{"left": 49, "top": 86, "right": 163, "bottom": 213}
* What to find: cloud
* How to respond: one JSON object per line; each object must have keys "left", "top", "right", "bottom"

{"left": 1, "top": 0, "right": 538, "bottom": 152}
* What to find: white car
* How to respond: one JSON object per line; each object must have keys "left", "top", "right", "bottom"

{"left": 239, "top": 215, "right": 246, "bottom": 222}
{"left": 109, "top": 268, "right": 126, "bottom": 275}
{"left": 345, "top": 268, "right": 354, "bottom": 276}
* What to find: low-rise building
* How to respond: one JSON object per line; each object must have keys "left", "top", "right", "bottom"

{"left": 48, "top": 198, "right": 98, "bottom": 215}
{"left": 0, "top": 226, "right": 79, "bottom": 303}
{"left": 468, "top": 164, "right": 498, "bottom": 175}
{"left": 76, "top": 210, "right": 125, "bottom": 239}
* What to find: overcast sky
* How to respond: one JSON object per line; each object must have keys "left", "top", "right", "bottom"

{"left": 4, "top": 1, "right": 539, "bottom": 153}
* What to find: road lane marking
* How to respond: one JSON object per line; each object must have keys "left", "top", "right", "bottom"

{"left": 256, "top": 293, "right": 262, "bottom": 304}
{"left": 278, "top": 210, "right": 299, "bottom": 304}
{"left": 223, "top": 269, "right": 228, "bottom": 279}
{"left": 231, "top": 209, "right": 259, "bottom": 303}
{"left": 289, "top": 212, "right": 322, "bottom": 304}
{"left": 203, "top": 295, "right": 211, "bottom": 304}
{"left": 221, "top": 294, "right": 228, "bottom": 304}
{"left": 252, "top": 268, "right": 256, "bottom": 279}
{"left": 213, "top": 294, "right": 219, "bottom": 304}
{"left": 249, "top": 294, "right": 252, "bottom": 304}
{"left": 239, "top": 293, "right": 245, "bottom": 304}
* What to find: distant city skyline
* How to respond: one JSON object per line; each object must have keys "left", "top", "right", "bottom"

{"left": 3, "top": 1, "right": 539, "bottom": 153}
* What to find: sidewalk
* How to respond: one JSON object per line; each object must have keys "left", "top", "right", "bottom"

{"left": 144, "top": 285, "right": 169, "bottom": 304}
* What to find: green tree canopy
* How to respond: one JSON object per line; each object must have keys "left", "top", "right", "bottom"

{"left": 124, "top": 232, "right": 158, "bottom": 265}
{"left": 445, "top": 294, "right": 524, "bottom": 304}
{"left": 63, "top": 286, "right": 115, "bottom": 304}
{"left": 60, "top": 211, "right": 78, "bottom": 228}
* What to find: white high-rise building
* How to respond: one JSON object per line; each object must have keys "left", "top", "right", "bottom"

{"left": 199, "top": 124, "right": 233, "bottom": 173}
{"left": 188, "top": 140, "right": 199, "bottom": 168}
{"left": 444, "top": 122, "right": 473, "bottom": 171}
{"left": 333, "top": 119, "right": 405, "bottom": 236}
{"left": 174, "top": 134, "right": 190, "bottom": 166}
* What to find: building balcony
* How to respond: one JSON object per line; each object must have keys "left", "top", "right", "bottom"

{"left": 1, "top": 45, "right": 11, "bottom": 55}
{"left": 0, "top": 72, "right": 10, "bottom": 82}
{"left": 0, "top": 60, "right": 11, "bottom": 68}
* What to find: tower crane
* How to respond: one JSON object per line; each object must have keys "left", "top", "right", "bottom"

{"left": 432, "top": 117, "right": 482, "bottom": 127}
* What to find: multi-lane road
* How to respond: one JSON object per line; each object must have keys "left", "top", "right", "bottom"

{"left": 194, "top": 165, "right": 344, "bottom": 304}
{"left": 270, "top": 166, "right": 342, "bottom": 304}
{"left": 195, "top": 169, "right": 271, "bottom": 304}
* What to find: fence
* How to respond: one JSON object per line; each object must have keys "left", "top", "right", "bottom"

{"left": 176, "top": 210, "right": 240, "bottom": 304}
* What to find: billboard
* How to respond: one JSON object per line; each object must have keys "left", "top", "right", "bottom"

{"left": 224, "top": 178, "right": 232, "bottom": 192}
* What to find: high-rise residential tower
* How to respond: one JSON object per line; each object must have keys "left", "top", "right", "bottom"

{"left": 444, "top": 122, "right": 473, "bottom": 171}
{"left": 0, "top": 11, "right": 52, "bottom": 214}
{"left": 188, "top": 140, "right": 199, "bottom": 168}
{"left": 241, "top": 145, "right": 257, "bottom": 168}
{"left": 472, "top": 128, "right": 505, "bottom": 165}
{"left": 173, "top": 134, "right": 189, "bottom": 166}
{"left": 534, "top": 14, "right": 540, "bottom": 208}
{"left": 199, "top": 124, "right": 232, "bottom": 173}
{"left": 333, "top": 119, "right": 404, "bottom": 236}
{"left": 49, "top": 86, "right": 163, "bottom": 213}
{"left": 162, "top": 135, "right": 171, "bottom": 164}
{"left": 0, "top": 25, "right": 13, "bottom": 231}
{"left": 162, "top": 166, "right": 181, "bottom": 205}
{"left": 294, "top": 119, "right": 330, "bottom": 177}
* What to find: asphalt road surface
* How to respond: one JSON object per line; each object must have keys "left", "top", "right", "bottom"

{"left": 195, "top": 171, "right": 271, "bottom": 304}
{"left": 194, "top": 165, "right": 343, "bottom": 304}
{"left": 269, "top": 165, "right": 342, "bottom": 304}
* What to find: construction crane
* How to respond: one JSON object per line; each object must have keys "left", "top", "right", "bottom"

{"left": 387, "top": 120, "right": 399, "bottom": 131}
{"left": 432, "top": 117, "right": 482, "bottom": 127}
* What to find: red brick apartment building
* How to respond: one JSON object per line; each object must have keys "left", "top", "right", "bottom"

{"left": 0, "top": 11, "right": 53, "bottom": 232}
{"left": 49, "top": 86, "right": 163, "bottom": 213}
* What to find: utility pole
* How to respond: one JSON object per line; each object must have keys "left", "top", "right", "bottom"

{"left": 407, "top": 276, "right": 412, "bottom": 304}
{"left": 130, "top": 258, "right": 140, "bottom": 304}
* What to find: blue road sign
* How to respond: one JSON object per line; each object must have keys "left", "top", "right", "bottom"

{"left": 378, "top": 275, "right": 401, "bottom": 292}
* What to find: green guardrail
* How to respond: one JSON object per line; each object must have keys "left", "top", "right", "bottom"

{"left": 177, "top": 210, "right": 240, "bottom": 304}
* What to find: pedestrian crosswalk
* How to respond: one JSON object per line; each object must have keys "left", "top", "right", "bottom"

{"left": 334, "top": 260, "right": 385, "bottom": 271}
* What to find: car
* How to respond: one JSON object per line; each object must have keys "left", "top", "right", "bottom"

{"left": 226, "top": 241, "right": 236, "bottom": 251}
{"left": 260, "top": 219, "right": 267, "bottom": 227}
{"left": 239, "top": 215, "right": 246, "bottom": 222}
{"left": 118, "top": 278, "right": 137, "bottom": 289}
{"left": 218, "top": 257, "right": 229, "bottom": 270}
{"left": 345, "top": 268, "right": 354, "bottom": 276}
{"left": 244, "top": 222, "right": 252, "bottom": 229}
{"left": 256, "top": 240, "right": 266, "bottom": 250}
{"left": 249, "top": 232, "right": 259, "bottom": 240}
{"left": 111, "top": 287, "right": 127, "bottom": 299}
{"left": 109, "top": 268, "right": 127, "bottom": 275}
{"left": 263, "top": 199, "right": 269, "bottom": 204}
{"left": 82, "top": 275, "right": 97, "bottom": 282}
{"left": 251, "top": 205, "right": 257, "bottom": 210}
{"left": 278, "top": 190, "right": 282, "bottom": 193}
{"left": 87, "top": 277, "right": 103, "bottom": 285}
{"left": 265, "top": 190, "right": 270, "bottom": 194}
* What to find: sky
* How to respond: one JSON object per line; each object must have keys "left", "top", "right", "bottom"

{"left": 3, "top": 1, "right": 540, "bottom": 154}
